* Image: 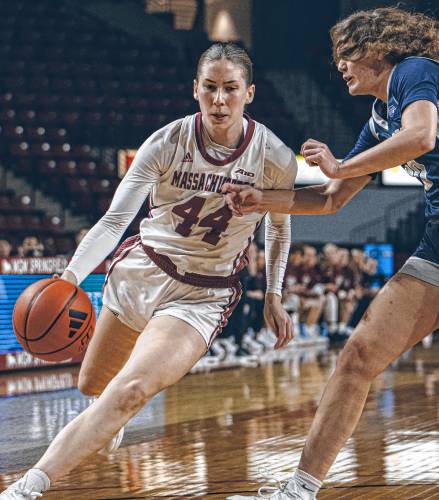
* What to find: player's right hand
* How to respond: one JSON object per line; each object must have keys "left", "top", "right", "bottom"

{"left": 221, "top": 183, "right": 263, "bottom": 216}
{"left": 54, "top": 270, "right": 78, "bottom": 286}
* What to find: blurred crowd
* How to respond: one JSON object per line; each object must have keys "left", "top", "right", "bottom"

{"left": 214, "top": 241, "right": 383, "bottom": 363}
{"left": 0, "top": 229, "right": 89, "bottom": 258}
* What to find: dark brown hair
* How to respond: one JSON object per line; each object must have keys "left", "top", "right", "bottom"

{"left": 331, "top": 7, "right": 439, "bottom": 64}
{"left": 196, "top": 42, "right": 253, "bottom": 85}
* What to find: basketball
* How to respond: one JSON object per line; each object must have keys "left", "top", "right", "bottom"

{"left": 12, "top": 278, "right": 96, "bottom": 362}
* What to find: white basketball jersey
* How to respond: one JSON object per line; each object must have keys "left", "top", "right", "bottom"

{"left": 140, "top": 113, "right": 267, "bottom": 278}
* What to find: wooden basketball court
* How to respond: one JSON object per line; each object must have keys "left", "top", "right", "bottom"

{"left": 1, "top": 341, "right": 439, "bottom": 499}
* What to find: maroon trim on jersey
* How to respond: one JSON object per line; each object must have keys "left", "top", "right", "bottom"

{"left": 103, "top": 235, "right": 141, "bottom": 290}
{"left": 232, "top": 236, "right": 252, "bottom": 275}
{"left": 141, "top": 243, "right": 241, "bottom": 289}
{"left": 208, "top": 285, "right": 243, "bottom": 347}
{"left": 195, "top": 112, "right": 256, "bottom": 166}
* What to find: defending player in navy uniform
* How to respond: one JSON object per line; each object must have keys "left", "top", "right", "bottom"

{"left": 222, "top": 7, "right": 439, "bottom": 500}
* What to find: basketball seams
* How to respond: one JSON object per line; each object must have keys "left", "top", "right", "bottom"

{"left": 20, "top": 279, "right": 66, "bottom": 343}
{"left": 27, "top": 288, "right": 78, "bottom": 343}
{"left": 14, "top": 279, "right": 56, "bottom": 340}
{"left": 30, "top": 299, "right": 95, "bottom": 356}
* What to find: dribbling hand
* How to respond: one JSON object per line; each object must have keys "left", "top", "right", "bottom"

{"left": 53, "top": 270, "right": 78, "bottom": 286}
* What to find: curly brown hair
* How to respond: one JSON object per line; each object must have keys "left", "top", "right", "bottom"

{"left": 331, "top": 7, "right": 439, "bottom": 64}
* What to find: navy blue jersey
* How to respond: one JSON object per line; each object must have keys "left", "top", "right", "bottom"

{"left": 344, "top": 57, "right": 439, "bottom": 220}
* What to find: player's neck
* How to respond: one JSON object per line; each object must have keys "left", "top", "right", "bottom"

{"left": 372, "top": 66, "right": 393, "bottom": 103}
{"left": 202, "top": 120, "right": 244, "bottom": 150}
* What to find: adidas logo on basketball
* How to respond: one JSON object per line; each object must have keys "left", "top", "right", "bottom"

{"left": 182, "top": 152, "right": 193, "bottom": 163}
{"left": 68, "top": 309, "right": 88, "bottom": 338}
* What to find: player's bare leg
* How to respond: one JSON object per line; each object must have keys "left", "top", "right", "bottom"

{"left": 78, "top": 305, "right": 140, "bottom": 396}
{"left": 299, "top": 273, "right": 439, "bottom": 480}
{"left": 33, "top": 315, "right": 206, "bottom": 481}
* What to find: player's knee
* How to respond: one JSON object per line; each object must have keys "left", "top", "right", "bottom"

{"left": 111, "top": 377, "right": 156, "bottom": 413}
{"left": 78, "top": 369, "right": 106, "bottom": 397}
{"left": 337, "top": 337, "right": 376, "bottom": 380}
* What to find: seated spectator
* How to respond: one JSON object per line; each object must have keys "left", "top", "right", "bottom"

{"left": 320, "top": 243, "right": 340, "bottom": 337}
{"left": 247, "top": 247, "right": 267, "bottom": 336}
{"left": 348, "top": 256, "right": 381, "bottom": 330}
{"left": 334, "top": 248, "right": 357, "bottom": 336}
{"left": 283, "top": 244, "right": 304, "bottom": 334}
{"left": 17, "top": 236, "right": 45, "bottom": 257}
{"left": 75, "top": 227, "right": 89, "bottom": 246}
{"left": 0, "top": 239, "right": 12, "bottom": 258}
{"left": 299, "top": 245, "right": 325, "bottom": 338}
{"left": 66, "top": 227, "right": 90, "bottom": 257}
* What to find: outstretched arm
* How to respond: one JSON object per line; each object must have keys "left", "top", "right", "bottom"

{"left": 221, "top": 176, "right": 370, "bottom": 216}
{"left": 63, "top": 122, "right": 182, "bottom": 285}
{"left": 301, "top": 100, "right": 437, "bottom": 179}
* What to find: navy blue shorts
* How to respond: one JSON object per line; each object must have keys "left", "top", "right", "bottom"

{"left": 399, "top": 220, "right": 439, "bottom": 287}
{"left": 413, "top": 220, "right": 439, "bottom": 265}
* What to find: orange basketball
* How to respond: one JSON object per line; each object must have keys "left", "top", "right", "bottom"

{"left": 12, "top": 278, "right": 96, "bottom": 362}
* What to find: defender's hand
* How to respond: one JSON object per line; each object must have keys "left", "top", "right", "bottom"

{"left": 301, "top": 139, "right": 341, "bottom": 179}
{"left": 221, "top": 183, "right": 263, "bottom": 216}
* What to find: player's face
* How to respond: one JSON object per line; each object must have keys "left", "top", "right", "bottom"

{"left": 337, "top": 53, "right": 390, "bottom": 98}
{"left": 194, "top": 59, "right": 255, "bottom": 139}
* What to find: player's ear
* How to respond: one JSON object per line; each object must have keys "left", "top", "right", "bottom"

{"left": 246, "top": 84, "right": 255, "bottom": 105}
{"left": 193, "top": 79, "right": 199, "bottom": 101}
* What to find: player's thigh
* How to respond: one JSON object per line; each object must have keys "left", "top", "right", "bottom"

{"left": 110, "top": 315, "right": 207, "bottom": 396}
{"left": 343, "top": 273, "right": 439, "bottom": 376}
{"left": 78, "top": 305, "right": 140, "bottom": 394}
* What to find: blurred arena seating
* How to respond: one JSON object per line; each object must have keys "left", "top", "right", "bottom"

{"left": 0, "top": 0, "right": 297, "bottom": 255}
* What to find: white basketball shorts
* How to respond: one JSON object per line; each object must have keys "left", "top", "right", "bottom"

{"left": 102, "top": 236, "right": 241, "bottom": 347}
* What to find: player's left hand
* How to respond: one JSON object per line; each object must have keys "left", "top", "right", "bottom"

{"left": 264, "top": 293, "right": 293, "bottom": 349}
{"left": 301, "top": 138, "right": 341, "bottom": 179}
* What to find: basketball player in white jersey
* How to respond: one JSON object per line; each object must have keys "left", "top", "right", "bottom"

{"left": 0, "top": 42, "right": 297, "bottom": 499}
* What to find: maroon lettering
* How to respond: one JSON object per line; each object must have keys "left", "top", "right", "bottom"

{"left": 198, "top": 173, "right": 206, "bottom": 190}
{"left": 179, "top": 172, "right": 188, "bottom": 189}
{"left": 172, "top": 170, "right": 182, "bottom": 186}
{"left": 192, "top": 173, "right": 199, "bottom": 189}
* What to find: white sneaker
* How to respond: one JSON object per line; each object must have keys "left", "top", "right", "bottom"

{"left": 98, "top": 426, "right": 124, "bottom": 456}
{"left": 0, "top": 470, "right": 50, "bottom": 500}
{"left": 226, "top": 471, "right": 316, "bottom": 500}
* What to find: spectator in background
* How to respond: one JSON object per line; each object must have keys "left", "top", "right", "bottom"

{"left": 67, "top": 228, "right": 91, "bottom": 257}
{"left": 241, "top": 243, "right": 266, "bottom": 355}
{"left": 348, "top": 256, "right": 381, "bottom": 330}
{"left": 0, "top": 239, "right": 12, "bottom": 258}
{"left": 283, "top": 244, "right": 304, "bottom": 335}
{"left": 75, "top": 227, "right": 89, "bottom": 246}
{"left": 320, "top": 244, "right": 339, "bottom": 338}
{"left": 249, "top": 248, "right": 267, "bottom": 335}
{"left": 299, "top": 245, "right": 325, "bottom": 338}
{"left": 336, "top": 248, "right": 357, "bottom": 337}
{"left": 17, "top": 236, "right": 45, "bottom": 257}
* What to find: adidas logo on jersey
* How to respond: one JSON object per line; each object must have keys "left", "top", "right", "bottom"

{"left": 182, "top": 152, "right": 193, "bottom": 163}
{"left": 235, "top": 168, "right": 255, "bottom": 178}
